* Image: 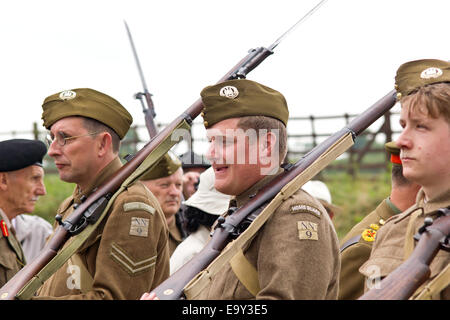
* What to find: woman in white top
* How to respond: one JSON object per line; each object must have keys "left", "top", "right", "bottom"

{"left": 169, "top": 167, "right": 230, "bottom": 274}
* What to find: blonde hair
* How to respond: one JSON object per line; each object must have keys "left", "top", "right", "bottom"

{"left": 401, "top": 82, "right": 450, "bottom": 123}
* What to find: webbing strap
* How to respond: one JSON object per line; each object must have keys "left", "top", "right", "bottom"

{"left": 412, "top": 264, "right": 450, "bottom": 300}
{"left": 229, "top": 249, "right": 260, "bottom": 297}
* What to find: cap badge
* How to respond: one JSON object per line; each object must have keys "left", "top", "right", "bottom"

{"left": 59, "top": 90, "right": 77, "bottom": 101}
{"left": 219, "top": 86, "right": 239, "bottom": 99}
{"left": 420, "top": 67, "right": 443, "bottom": 79}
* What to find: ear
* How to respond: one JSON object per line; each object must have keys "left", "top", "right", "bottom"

{"left": 0, "top": 172, "right": 9, "bottom": 191}
{"left": 260, "top": 130, "right": 277, "bottom": 158}
{"left": 97, "top": 132, "right": 113, "bottom": 157}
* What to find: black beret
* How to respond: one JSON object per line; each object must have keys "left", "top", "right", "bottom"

{"left": 0, "top": 139, "right": 47, "bottom": 172}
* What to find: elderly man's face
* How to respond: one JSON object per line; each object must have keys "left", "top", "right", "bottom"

{"left": 4, "top": 165, "right": 46, "bottom": 216}
{"left": 142, "top": 168, "right": 183, "bottom": 220}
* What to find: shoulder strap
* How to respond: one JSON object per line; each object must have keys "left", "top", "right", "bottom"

{"left": 229, "top": 248, "right": 260, "bottom": 297}
{"left": 340, "top": 235, "right": 361, "bottom": 253}
{"left": 411, "top": 264, "right": 450, "bottom": 300}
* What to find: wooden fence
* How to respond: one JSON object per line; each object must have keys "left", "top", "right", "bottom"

{"left": 0, "top": 111, "right": 401, "bottom": 176}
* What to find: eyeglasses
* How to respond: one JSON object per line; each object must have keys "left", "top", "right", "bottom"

{"left": 45, "top": 130, "right": 99, "bottom": 147}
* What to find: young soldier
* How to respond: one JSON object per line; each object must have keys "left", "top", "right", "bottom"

{"left": 140, "top": 152, "right": 187, "bottom": 255}
{"left": 143, "top": 79, "right": 340, "bottom": 300}
{"left": 34, "top": 88, "right": 170, "bottom": 300}
{"left": 360, "top": 59, "right": 450, "bottom": 299}
{"left": 0, "top": 139, "right": 47, "bottom": 286}
{"left": 338, "top": 141, "right": 420, "bottom": 299}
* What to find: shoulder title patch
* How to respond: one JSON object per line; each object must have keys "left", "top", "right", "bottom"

{"left": 290, "top": 204, "right": 321, "bottom": 218}
{"left": 123, "top": 202, "right": 155, "bottom": 215}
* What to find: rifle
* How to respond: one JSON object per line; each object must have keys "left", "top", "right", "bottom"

{"left": 0, "top": 0, "right": 327, "bottom": 300}
{"left": 124, "top": 20, "right": 158, "bottom": 139}
{"left": 359, "top": 207, "right": 450, "bottom": 300}
{"left": 150, "top": 89, "right": 398, "bottom": 300}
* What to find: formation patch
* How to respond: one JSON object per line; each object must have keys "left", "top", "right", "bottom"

{"left": 297, "top": 221, "right": 318, "bottom": 241}
{"left": 290, "top": 204, "right": 321, "bottom": 218}
{"left": 129, "top": 217, "right": 149, "bottom": 237}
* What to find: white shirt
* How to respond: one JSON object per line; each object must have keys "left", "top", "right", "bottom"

{"left": 169, "top": 225, "right": 211, "bottom": 275}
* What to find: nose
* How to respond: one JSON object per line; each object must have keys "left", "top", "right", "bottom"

{"left": 47, "top": 139, "right": 61, "bottom": 158}
{"left": 206, "top": 142, "right": 214, "bottom": 162}
{"left": 36, "top": 179, "right": 47, "bottom": 196}
{"left": 168, "top": 184, "right": 180, "bottom": 196}
{"left": 396, "top": 128, "right": 412, "bottom": 151}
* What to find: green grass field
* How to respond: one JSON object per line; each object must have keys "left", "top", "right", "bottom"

{"left": 34, "top": 170, "right": 392, "bottom": 240}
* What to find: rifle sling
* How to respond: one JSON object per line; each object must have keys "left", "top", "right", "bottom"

{"left": 403, "top": 209, "right": 422, "bottom": 260}
{"left": 15, "top": 120, "right": 191, "bottom": 300}
{"left": 183, "top": 132, "right": 354, "bottom": 299}
{"left": 229, "top": 248, "right": 260, "bottom": 297}
{"left": 411, "top": 264, "right": 450, "bottom": 300}
{"left": 67, "top": 254, "right": 94, "bottom": 293}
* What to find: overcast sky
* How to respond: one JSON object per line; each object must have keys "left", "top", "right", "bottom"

{"left": 1, "top": 0, "right": 449, "bottom": 150}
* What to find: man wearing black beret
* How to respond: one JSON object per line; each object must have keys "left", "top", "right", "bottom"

{"left": 0, "top": 139, "right": 47, "bottom": 287}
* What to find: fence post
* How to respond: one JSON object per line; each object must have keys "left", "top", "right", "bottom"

{"left": 310, "top": 115, "right": 317, "bottom": 148}
{"left": 383, "top": 111, "right": 393, "bottom": 171}
{"left": 33, "top": 122, "right": 39, "bottom": 140}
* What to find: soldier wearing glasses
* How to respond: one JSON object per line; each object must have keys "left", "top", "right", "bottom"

{"left": 34, "top": 88, "right": 170, "bottom": 300}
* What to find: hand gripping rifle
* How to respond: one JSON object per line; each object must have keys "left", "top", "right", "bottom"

{"left": 0, "top": 0, "right": 328, "bottom": 300}
{"left": 149, "top": 89, "right": 398, "bottom": 300}
{"left": 359, "top": 207, "right": 450, "bottom": 300}
{"left": 124, "top": 21, "right": 158, "bottom": 139}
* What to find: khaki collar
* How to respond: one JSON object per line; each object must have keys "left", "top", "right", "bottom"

{"left": 394, "top": 187, "right": 450, "bottom": 224}
{"left": 74, "top": 157, "right": 123, "bottom": 204}
{"left": 59, "top": 157, "right": 123, "bottom": 214}
{"left": 232, "top": 167, "right": 284, "bottom": 209}
{"left": 0, "top": 208, "right": 11, "bottom": 228}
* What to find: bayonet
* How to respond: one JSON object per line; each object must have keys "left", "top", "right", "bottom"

{"left": 124, "top": 20, "right": 158, "bottom": 139}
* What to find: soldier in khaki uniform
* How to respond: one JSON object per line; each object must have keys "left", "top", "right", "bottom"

{"left": 338, "top": 142, "right": 420, "bottom": 299}
{"left": 143, "top": 79, "right": 340, "bottom": 300}
{"left": 140, "top": 152, "right": 187, "bottom": 256}
{"left": 0, "top": 139, "right": 47, "bottom": 287}
{"left": 33, "top": 88, "right": 170, "bottom": 300}
{"left": 360, "top": 59, "right": 450, "bottom": 299}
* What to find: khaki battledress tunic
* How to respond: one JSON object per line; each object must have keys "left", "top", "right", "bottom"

{"left": 0, "top": 209, "right": 25, "bottom": 287}
{"left": 168, "top": 219, "right": 183, "bottom": 256}
{"left": 338, "top": 198, "right": 400, "bottom": 300}
{"left": 360, "top": 189, "right": 450, "bottom": 299}
{"left": 194, "top": 172, "right": 341, "bottom": 300}
{"left": 34, "top": 157, "right": 170, "bottom": 300}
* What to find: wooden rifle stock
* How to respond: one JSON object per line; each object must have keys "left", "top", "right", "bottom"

{"left": 151, "top": 90, "right": 398, "bottom": 300}
{"left": 0, "top": 46, "right": 275, "bottom": 300}
{"left": 359, "top": 208, "right": 450, "bottom": 300}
